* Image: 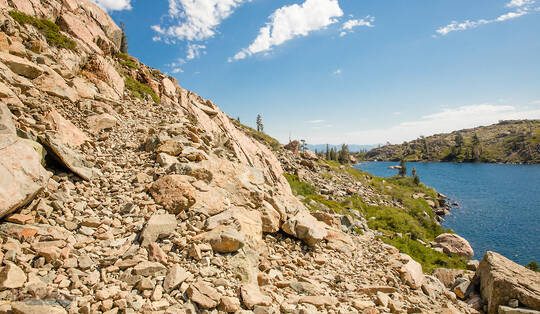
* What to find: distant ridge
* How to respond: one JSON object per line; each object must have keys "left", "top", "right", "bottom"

{"left": 365, "top": 120, "right": 539, "bottom": 164}
{"left": 307, "top": 144, "right": 379, "bottom": 153}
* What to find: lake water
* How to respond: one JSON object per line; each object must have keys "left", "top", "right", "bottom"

{"left": 354, "top": 161, "right": 540, "bottom": 265}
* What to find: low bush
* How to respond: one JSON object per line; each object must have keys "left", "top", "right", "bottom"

{"left": 9, "top": 10, "right": 76, "bottom": 50}
{"left": 124, "top": 76, "right": 160, "bottom": 103}
{"left": 230, "top": 119, "right": 281, "bottom": 151}
{"left": 118, "top": 52, "right": 138, "bottom": 69}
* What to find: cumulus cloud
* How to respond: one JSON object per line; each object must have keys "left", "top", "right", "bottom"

{"left": 506, "top": 0, "right": 535, "bottom": 7}
{"left": 332, "top": 69, "right": 342, "bottom": 75}
{"left": 307, "top": 120, "right": 325, "bottom": 123}
{"left": 89, "top": 0, "right": 132, "bottom": 11}
{"left": 340, "top": 104, "right": 540, "bottom": 144}
{"left": 230, "top": 0, "right": 343, "bottom": 61}
{"left": 152, "top": 0, "right": 249, "bottom": 42}
{"left": 339, "top": 16, "right": 374, "bottom": 37}
{"left": 436, "top": 1, "right": 534, "bottom": 36}
{"left": 186, "top": 43, "right": 206, "bottom": 60}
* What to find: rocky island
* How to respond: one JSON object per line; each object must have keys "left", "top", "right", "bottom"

{"left": 0, "top": 1, "right": 538, "bottom": 313}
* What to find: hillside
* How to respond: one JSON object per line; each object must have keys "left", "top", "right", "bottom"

{"left": 0, "top": 1, "right": 538, "bottom": 313}
{"left": 364, "top": 120, "right": 540, "bottom": 164}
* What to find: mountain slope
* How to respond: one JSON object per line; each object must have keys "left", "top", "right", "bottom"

{"left": 365, "top": 120, "right": 540, "bottom": 164}
{"left": 0, "top": 1, "right": 534, "bottom": 313}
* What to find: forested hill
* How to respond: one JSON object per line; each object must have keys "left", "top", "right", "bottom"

{"left": 364, "top": 120, "right": 540, "bottom": 164}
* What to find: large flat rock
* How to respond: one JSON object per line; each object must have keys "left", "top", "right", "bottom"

{"left": 0, "top": 135, "right": 50, "bottom": 219}
{"left": 474, "top": 251, "right": 540, "bottom": 314}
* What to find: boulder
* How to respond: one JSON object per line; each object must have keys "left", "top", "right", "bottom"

{"left": 149, "top": 175, "right": 196, "bottom": 213}
{"left": 303, "top": 149, "right": 319, "bottom": 160}
{"left": 72, "top": 76, "right": 98, "bottom": 99}
{"left": 140, "top": 214, "right": 177, "bottom": 247}
{"left": 240, "top": 284, "right": 272, "bottom": 309}
{"left": 44, "top": 109, "right": 89, "bottom": 147}
{"left": 11, "top": 302, "right": 67, "bottom": 314}
{"left": 398, "top": 253, "right": 425, "bottom": 289}
{"left": 38, "top": 133, "right": 96, "bottom": 180}
{"left": 186, "top": 280, "right": 220, "bottom": 309}
{"left": 33, "top": 66, "right": 78, "bottom": 102}
{"left": 260, "top": 201, "right": 281, "bottom": 233}
{"left": 86, "top": 113, "right": 118, "bottom": 132}
{"left": 0, "top": 52, "right": 43, "bottom": 79}
{"left": 162, "top": 77, "right": 177, "bottom": 98}
{"left": 194, "top": 226, "right": 246, "bottom": 253}
{"left": 0, "top": 135, "right": 50, "bottom": 219}
{"left": 433, "top": 233, "right": 474, "bottom": 259}
{"left": 155, "top": 139, "right": 183, "bottom": 156}
{"left": 164, "top": 264, "right": 190, "bottom": 292}
{"left": 0, "top": 103, "right": 16, "bottom": 135}
{"left": 84, "top": 55, "right": 124, "bottom": 97}
{"left": 0, "top": 263, "right": 26, "bottom": 289}
{"left": 474, "top": 251, "right": 540, "bottom": 314}
{"left": 282, "top": 211, "right": 327, "bottom": 246}
{"left": 432, "top": 268, "right": 464, "bottom": 289}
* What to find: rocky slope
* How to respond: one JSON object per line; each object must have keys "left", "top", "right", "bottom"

{"left": 365, "top": 120, "right": 540, "bottom": 164}
{"left": 0, "top": 1, "right": 538, "bottom": 313}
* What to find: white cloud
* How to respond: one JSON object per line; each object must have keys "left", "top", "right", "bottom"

{"left": 506, "top": 0, "right": 535, "bottom": 8}
{"left": 152, "top": 0, "right": 249, "bottom": 42}
{"left": 230, "top": 0, "right": 343, "bottom": 61}
{"left": 332, "top": 69, "right": 342, "bottom": 75}
{"left": 340, "top": 104, "right": 540, "bottom": 144}
{"left": 436, "top": 0, "right": 534, "bottom": 36}
{"left": 186, "top": 43, "right": 206, "bottom": 60}
{"left": 307, "top": 120, "right": 325, "bottom": 123}
{"left": 339, "top": 16, "right": 374, "bottom": 37}
{"left": 171, "top": 68, "right": 184, "bottom": 74}
{"left": 89, "top": 0, "right": 131, "bottom": 11}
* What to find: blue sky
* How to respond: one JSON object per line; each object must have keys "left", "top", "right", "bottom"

{"left": 93, "top": 0, "right": 540, "bottom": 145}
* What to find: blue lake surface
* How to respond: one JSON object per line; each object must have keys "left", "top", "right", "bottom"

{"left": 354, "top": 161, "right": 540, "bottom": 265}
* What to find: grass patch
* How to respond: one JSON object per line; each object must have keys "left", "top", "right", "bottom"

{"left": 230, "top": 119, "right": 281, "bottom": 151}
{"left": 284, "top": 174, "right": 316, "bottom": 196}
{"left": 9, "top": 10, "right": 76, "bottom": 50}
{"left": 118, "top": 52, "right": 138, "bottom": 69}
{"left": 283, "top": 162, "right": 464, "bottom": 272}
{"left": 381, "top": 236, "right": 467, "bottom": 273}
{"left": 124, "top": 76, "right": 160, "bottom": 103}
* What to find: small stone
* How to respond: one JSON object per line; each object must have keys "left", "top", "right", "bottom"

{"left": 189, "top": 243, "right": 202, "bottom": 260}
{"left": 137, "top": 277, "right": 154, "bottom": 291}
{"left": 134, "top": 261, "right": 167, "bottom": 276}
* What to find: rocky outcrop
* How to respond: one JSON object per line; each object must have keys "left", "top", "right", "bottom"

{"left": 434, "top": 233, "right": 474, "bottom": 259}
{"left": 474, "top": 251, "right": 540, "bottom": 314}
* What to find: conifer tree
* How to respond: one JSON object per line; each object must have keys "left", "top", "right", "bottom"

{"left": 412, "top": 167, "right": 420, "bottom": 185}
{"left": 256, "top": 114, "right": 263, "bottom": 133}
{"left": 120, "top": 22, "right": 128, "bottom": 54}
{"left": 399, "top": 159, "right": 407, "bottom": 177}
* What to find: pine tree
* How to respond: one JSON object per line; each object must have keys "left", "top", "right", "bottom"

{"left": 325, "top": 144, "right": 330, "bottom": 160}
{"left": 120, "top": 22, "right": 128, "bottom": 54}
{"left": 412, "top": 167, "right": 420, "bottom": 185}
{"left": 338, "top": 144, "right": 350, "bottom": 164}
{"left": 399, "top": 159, "right": 407, "bottom": 177}
{"left": 236, "top": 116, "right": 240, "bottom": 123}
{"left": 472, "top": 133, "right": 482, "bottom": 160}
{"left": 256, "top": 114, "right": 263, "bottom": 133}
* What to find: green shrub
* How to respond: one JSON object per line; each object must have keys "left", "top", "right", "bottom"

{"left": 283, "top": 174, "right": 316, "bottom": 196}
{"left": 9, "top": 10, "right": 76, "bottom": 50}
{"left": 124, "top": 76, "right": 160, "bottom": 103}
{"left": 382, "top": 236, "right": 467, "bottom": 273}
{"left": 118, "top": 53, "right": 138, "bottom": 69}
{"left": 526, "top": 261, "right": 539, "bottom": 272}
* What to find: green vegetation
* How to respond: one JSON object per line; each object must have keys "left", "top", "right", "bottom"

{"left": 283, "top": 162, "right": 467, "bottom": 272}
{"left": 230, "top": 118, "right": 281, "bottom": 151}
{"left": 118, "top": 52, "right": 138, "bottom": 69}
{"left": 284, "top": 174, "right": 316, "bottom": 196}
{"left": 9, "top": 10, "right": 76, "bottom": 50}
{"left": 365, "top": 120, "right": 540, "bottom": 164}
{"left": 526, "top": 261, "right": 539, "bottom": 272}
{"left": 124, "top": 76, "right": 160, "bottom": 103}
{"left": 324, "top": 144, "right": 351, "bottom": 165}
{"left": 120, "top": 22, "right": 129, "bottom": 54}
